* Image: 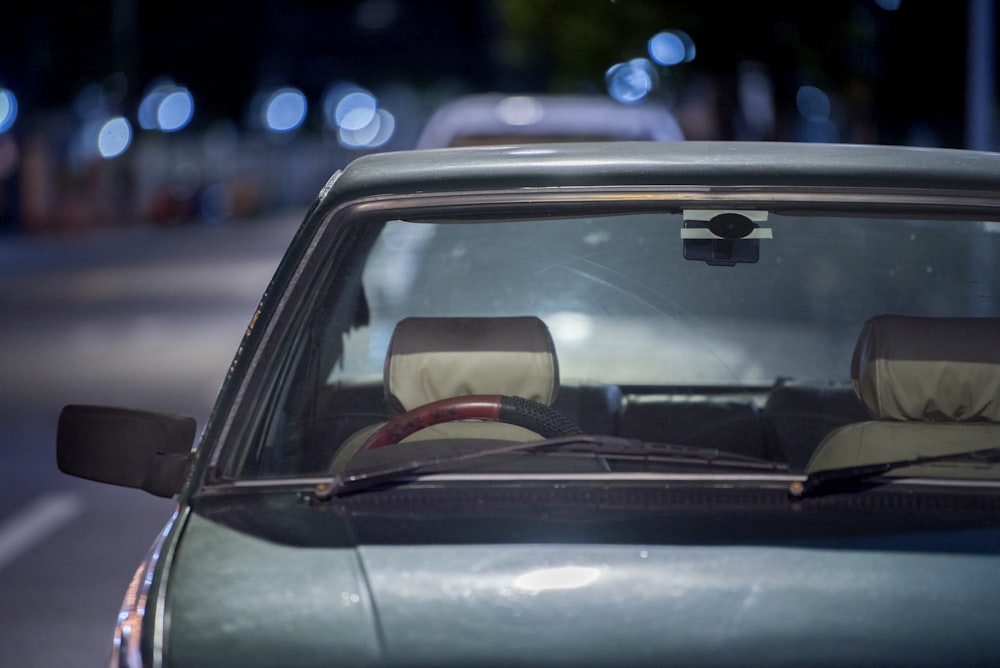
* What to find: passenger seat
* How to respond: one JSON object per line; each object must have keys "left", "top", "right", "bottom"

{"left": 805, "top": 315, "right": 1000, "bottom": 476}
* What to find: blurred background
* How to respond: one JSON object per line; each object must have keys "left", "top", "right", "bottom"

{"left": 0, "top": 0, "right": 996, "bottom": 235}
{"left": 0, "top": 1, "right": 997, "bottom": 666}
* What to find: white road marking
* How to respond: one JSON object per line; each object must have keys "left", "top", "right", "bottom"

{"left": 0, "top": 491, "right": 83, "bottom": 571}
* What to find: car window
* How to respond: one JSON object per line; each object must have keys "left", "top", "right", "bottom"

{"left": 337, "top": 213, "right": 991, "bottom": 385}
{"left": 229, "top": 210, "right": 1000, "bottom": 479}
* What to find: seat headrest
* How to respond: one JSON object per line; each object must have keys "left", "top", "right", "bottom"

{"left": 852, "top": 315, "right": 1000, "bottom": 421}
{"left": 384, "top": 316, "right": 559, "bottom": 413}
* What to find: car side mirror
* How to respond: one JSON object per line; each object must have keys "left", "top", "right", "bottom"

{"left": 57, "top": 405, "right": 196, "bottom": 498}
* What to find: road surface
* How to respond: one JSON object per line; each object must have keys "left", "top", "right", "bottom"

{"left": 0, "top": 210, "right": 301, "bottom": 667}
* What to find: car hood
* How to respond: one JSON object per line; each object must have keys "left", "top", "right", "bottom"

{"left": 162, "top": 494, "right": 1000, "bottom": 667}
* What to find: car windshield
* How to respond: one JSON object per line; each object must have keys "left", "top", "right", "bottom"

{"left": 224, "top": 205, "right": 1000, "bottom": 481}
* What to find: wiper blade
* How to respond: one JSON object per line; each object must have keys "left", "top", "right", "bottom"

{"left": 540, "top": 438, "right": 784, "bottom": 468}
{"left": 317, "top": 435, "right": 786, "bottom": 499}
{"left": 790, "top": 446, "right": 1000, "bottom": 499}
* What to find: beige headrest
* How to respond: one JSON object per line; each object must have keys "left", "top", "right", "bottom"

{"left": 384, "top": 316, "right": 559, "bottom": 413}
{"left": 852, "top": 315, "right": 1000, "bottom": 421}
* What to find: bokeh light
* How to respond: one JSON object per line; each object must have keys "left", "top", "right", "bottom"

{"left": 648, "top": 30, "right": 695, "bottom": 66}
{"left": 322, "top": 82, "right": 396, "bottom": 148}
{"left": 334, "top": 91, "right": 377, "bottom": 131}
{"left": 138, "top": 87, "right": 167, "bottom": 130}
{"left": 0, "top": 87, "right": 18, "bottom": 133}
{"left": 97, "top": 117, "right": 132, "bottom": 158}
{"left": 341, "top": 108, "right": 395, "bottom": 148}
{"left": 139, "top": 81, "right": 195, "bottom": 132}
{"left": 263, "top": 88, "right": 308, "bottom": 133}
{"left": 796, "top": 85, "right": 831, "bottom": 122}
{"left": 796, "top": 85, "right": 839, "bottom": 142}
{"left": 157, "top": 88, "right": 195, "bottom": 132}
{"left": 606, "top": 58, "right": 658, "bottom": 104}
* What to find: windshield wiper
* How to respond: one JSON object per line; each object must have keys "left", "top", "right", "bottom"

{"left": 317, "top": 435, "right": 787, "bottom": 499}
{"left": 789, "top": 446, "right": 1000, "bottom": 499}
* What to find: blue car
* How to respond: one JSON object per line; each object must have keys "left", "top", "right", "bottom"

{"left": 59, "top": 141, "right": 1000, "bottom": 667}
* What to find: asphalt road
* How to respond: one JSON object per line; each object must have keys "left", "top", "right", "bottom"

{"left": 0, "top": 210, "right": 302, "bottom": 667}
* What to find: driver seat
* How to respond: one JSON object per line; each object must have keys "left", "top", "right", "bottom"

{"left": 332, "top": 316, "right": 562, "bottom": 468}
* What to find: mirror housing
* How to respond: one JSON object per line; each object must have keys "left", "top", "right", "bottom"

{"left": 681, "top": 210, "right": 770, "bottom": 266}
{"left": 57, "top": 405, "right": 196, "bottom": 498}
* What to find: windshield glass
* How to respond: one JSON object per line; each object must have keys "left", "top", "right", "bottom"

{"left": 227, "top": 209, "right": 1000, "bottom": 480}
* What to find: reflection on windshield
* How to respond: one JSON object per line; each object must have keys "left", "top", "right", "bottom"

{"left": 335, "top": 213, "right": 990, "bottom": 386}
{"left": 233, "top": 211, "right": 1000, "bottom": 480}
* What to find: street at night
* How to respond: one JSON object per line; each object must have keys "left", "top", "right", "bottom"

{"left": 0, "top": 211, "right": 299, "bottom": 666}
{"left": 0, "top": 2, "right": 997, "bottom": 666}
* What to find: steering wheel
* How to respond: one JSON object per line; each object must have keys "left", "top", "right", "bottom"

{"left": 360, "top": 394, "right": 582, "bottom": 450}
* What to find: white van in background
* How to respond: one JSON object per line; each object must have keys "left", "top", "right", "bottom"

{"left": 416, "top": 93, "right": 684, "bottom": 148}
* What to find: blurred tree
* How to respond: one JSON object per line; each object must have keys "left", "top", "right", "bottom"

{"left": 495, "top": 0, "right": 695, "bottom": 92}
{"left": 493, "top": 0, "right": 972, "bottom": 146}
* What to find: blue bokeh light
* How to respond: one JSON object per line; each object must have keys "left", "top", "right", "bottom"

{"left": 263, "top": 88, "right": 308, "bottom": 133}
{"left": 796, "top": 85, "right": 831, "bottom": 122}
{"left": 323, "top": 83, "right": 361, "bottom": 128}
{"left": 323, "top": 82, "right": 396, "bottom": 149}
{"left": 0, "top": 87, "right": 18, "bottom": 133}
{"left": 606, "top": 59, "right": 657, "bottom": 104}
{"left": 648, "top": 30, "right": 695, "bottom": 66}
{"left": 138, "top": 89, "right": 167, "bottom": 130}
{"left": 139, "top": 81, "right": 195, "bottom": 132}
{"left": 338, "top": 108, "right": 395, "bottom": 148}
{"left": 97, "top": 117, "right": 132, "bottom": 158}
{"left": 335, "top": 91, "right": 377, "bottom": 131}
{"left": 157, "top": 88, "right": 194, "bottom": 132}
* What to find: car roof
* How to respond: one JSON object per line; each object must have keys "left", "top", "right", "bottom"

{"left": 324, "top": 141, "right": 1000, "bottom": 205}
{"left": 415, "top": 93, "right": 685, "bottom": 148}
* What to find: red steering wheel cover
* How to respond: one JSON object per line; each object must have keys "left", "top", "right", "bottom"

{"left": 361, "top": 395, "right": 503, "bottom": 450}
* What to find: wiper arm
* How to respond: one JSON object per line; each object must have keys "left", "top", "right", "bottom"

{"left": 317, "top": 435, "right": 786, "bottom": 499}
{"left": 790, "top": 446, "right": 1000, "bottom": 499}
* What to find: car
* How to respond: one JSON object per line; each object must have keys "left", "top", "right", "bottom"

{"left": 414, "top": 92, "right": 684, "bottom": 148}
{"left": 58, "top": 141, "right": 1000, "bottom": 667}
